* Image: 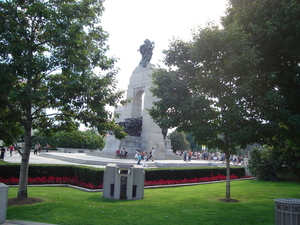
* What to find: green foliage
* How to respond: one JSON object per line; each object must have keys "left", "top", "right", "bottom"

{"left": 248, "top": 146, "right": 279, "bottom": 181}
{"left": 0, "top": 164, "right": 104, "bottom": 186}
{"left": 145, "top": 167, "right": 245, "bottom": 181}
{"left": 0, "top": 164, "right": 244, "bottom": 185}
{"left": 0, "top": 122, "right": 23, "bottom": 146}
{"left": 0, "top": 0, "right": 128, "bottom": 149}
{"left": 149, "top": 25, "right": 261, "bottom": 158}
{"left": 168, "top": 131, "right": 190, "bottom": 152}
{"left": 249, "top": 140, "right": 300, "bottom": 180}
{"left": 223, "top": 0, "right": 300, "bottom": 144}
{"left": 277, "top": 142, "right": 300, "bottom": 179}
{"left": 33, "top": 130, "right": 105, "bottom": 149}
{"left": 185, "top": 132, "right": 202, "bottom": 151}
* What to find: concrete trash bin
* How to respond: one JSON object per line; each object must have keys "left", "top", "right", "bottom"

{"left": 274, "top": 198, "right": 300, "bottom": 225}
{"left": 0, "top": 183, "right": 9, "bottom": 224}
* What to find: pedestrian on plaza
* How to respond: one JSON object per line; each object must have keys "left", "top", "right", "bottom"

{"left": 183, "top": 150, "right": 187, "bottom": 161}
{"left": 232, "top": 155, "right": 238, "bottom": 166}
{"left": 150, "top": 147, "right": 155, "bottom": 162}
{"left": 134, "top": 149, "right": 139, "bottom": 160}
{"left": 0, "top": 146, "right": 6, "bottom": 160}
{"left": 9, "top": 144, "right": 14, "bottom": 156}
{"left": 123, "top": 148, "right": 128, "bottom": 158}
{"left": 187, "top": 150, "right": 192, "bottom": 161}
{"left": 137, "top": 152, "right": 142, "bottom": 165}
{"left": 34, "top": 144, "right": 38, "bottom": 155}
{"left": 149, "top": 148, "right": 152, "bottom": 161}
{"left": 45, "top": 144, "right": 51, "bottom": 152}
{"left": 38, "top": 143, "right": 42, "bottom": 154}
{"left": 142, "top": 152, "right": 148, "bottom": 168}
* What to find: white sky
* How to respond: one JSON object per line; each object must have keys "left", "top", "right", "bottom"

{"left": 101, "top": 0, "right": 229, "bottom": 93}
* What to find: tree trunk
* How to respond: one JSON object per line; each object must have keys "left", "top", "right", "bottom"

{"left": 17, "top": 112, "right": 32, "bottom": 200}
{"left": 225, "top": 152, "right": 231, "bottom": 200}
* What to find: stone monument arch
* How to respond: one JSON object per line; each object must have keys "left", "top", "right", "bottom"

{"left": 101, "top": 40, "right": 177, "bottom": 160}
{"left": 129, "top": 87, "right": 144, "bottom": 118}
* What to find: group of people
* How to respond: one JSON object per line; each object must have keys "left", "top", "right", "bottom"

{"left": 0, "top": 143, "right": 50, "bottom": 160}
{"left": 115, "top": 148, "right": 128, "bottom": 159}
{"left": 115, "top": 147, "right": 156, "bottom": 168}
{"left": 176, "top": 150, "right": 249, "bottom": 165}
{"left": 33, "top": 143, "right": 43, "bottom": 155}
{"left": 134, "top": 147, "right": 155, "bottom": 168}
{"left": 0, "top": 144, "right": 18, "bottom": 160}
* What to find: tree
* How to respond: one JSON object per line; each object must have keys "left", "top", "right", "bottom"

{"left": 150, "top": 0, "right": 300, "bottom": 200}
{"left": 185, "top": 133, "right": 202, "bottom": 152}
{"left": 0, "top": 0, "right": 127, "bottom": 200}
{"left": 0, "top": 122, "right": 24, "bottom": 147}
{"left": 223, "top": 0, "right": 300, "bottom": 175}
{"left": 168, "top": 131, "right": 190, "bottom": 152}
{"left": 149, "top": 24, "right": 262, "bottom": 201}
{"left": 223, "top": 0, "right": 300, "bottom": 144}
{"left": 33, "top": 129, "right": 105, "bottom": 149}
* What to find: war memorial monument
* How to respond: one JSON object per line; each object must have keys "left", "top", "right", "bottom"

{"left": 101, "top": 40, "right": 177, "bottom": 160}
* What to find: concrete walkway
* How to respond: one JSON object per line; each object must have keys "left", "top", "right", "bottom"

{"left": 3, "top": 151, "right": 225, "bottom": 168}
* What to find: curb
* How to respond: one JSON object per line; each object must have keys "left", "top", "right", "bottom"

{"left": 8, "top": 178, "right": 254, "bottom": 192}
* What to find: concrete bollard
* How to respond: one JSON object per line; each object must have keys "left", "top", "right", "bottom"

{"left": 0, "top": 183, "right": 9, "bottom": 224}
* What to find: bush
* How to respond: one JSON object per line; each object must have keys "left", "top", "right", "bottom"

{"left": 248, "top": 146, "right": 278, "bottom": 181}
{"left": 0, "top": 164, "right": 246, "bottom": 188}
{"left": 145, "top": 167, "right": 244, "bottom": 181}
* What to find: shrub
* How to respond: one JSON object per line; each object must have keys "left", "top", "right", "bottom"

{"left": 248, "top": 146, "right": 278, "bottom": 181}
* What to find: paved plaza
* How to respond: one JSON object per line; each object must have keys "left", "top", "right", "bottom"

{"left": 2, "top": 151, "right": 223, "bottom": 168}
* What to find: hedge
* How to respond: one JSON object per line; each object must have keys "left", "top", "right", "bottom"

{"left": 0, "top": 164, "right": 245, "bottom": 186}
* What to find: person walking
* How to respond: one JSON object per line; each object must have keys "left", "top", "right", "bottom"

{"left": 34, "top": 144, "right": 38, "bottom": 155}
{"left": 151, "top": 147, "right": 155, "bottom": 162}
{"left": 9, "top": 144, "right": 14, "bottom": 156}
{"left": 45, "top": 144, "right": 51, "bottom": 152}
{"left": 0, "top": 146, "right": 6, "bottom": 160}
{"left": 134, "top": 149, "right": 139, "bottom": 161}
{"left": 137, "top": 153, "right": 142, "bottom": 165}
{"left": 142, "top": 152, "right": 148, "bottom": 168}
{"left": 38, "top": 143, "right": 42, "bottom": 154}
{"left": 123, "top": 148, "right": 128, "bottom": 158}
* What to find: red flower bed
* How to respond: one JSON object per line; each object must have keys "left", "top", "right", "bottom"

{"left": 0, "top": 176, "right": 103, "bottom": 189}
{"left": 0, "top": 173, "right": 249, "bottom": 189}
{"left": 144, "top": 173, "right": 242, "bottom": 186}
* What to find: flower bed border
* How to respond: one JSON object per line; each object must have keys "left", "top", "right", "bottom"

{"left": 0, "top": 173, "right": 251, "bottom": 191}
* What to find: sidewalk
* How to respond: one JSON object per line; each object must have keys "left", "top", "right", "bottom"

{"left": 3, "top": 151, "right": 222, "bottom": 168}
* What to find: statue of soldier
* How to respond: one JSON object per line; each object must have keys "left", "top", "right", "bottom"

{"left": 138, "top": 39, "right": 155, "bottom": 67}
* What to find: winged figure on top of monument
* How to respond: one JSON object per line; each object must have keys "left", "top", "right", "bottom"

{"left": 138, "top": 39, "right": 155, "bottom": 67}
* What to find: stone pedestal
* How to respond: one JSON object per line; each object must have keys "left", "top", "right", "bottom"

{"left": 0, "top": 183, "right": 8, "bottom": 224}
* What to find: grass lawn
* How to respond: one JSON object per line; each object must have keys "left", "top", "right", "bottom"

{"left": 6, "top": 180, "right": 300, "bottom": 225}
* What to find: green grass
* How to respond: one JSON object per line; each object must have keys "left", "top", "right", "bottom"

{"left": 7, "top": 180, "right": 300, "bottom": 225}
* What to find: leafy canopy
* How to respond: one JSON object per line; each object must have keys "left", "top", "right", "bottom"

{"left": 149, "top": 24, "right": 261, "bottom": 155}
{"left": 0, "top": 0, "right": 127, "bottom": 139}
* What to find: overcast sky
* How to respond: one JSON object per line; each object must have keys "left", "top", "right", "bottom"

{"left": 101, "top": 0, "right": 229, "bottom": 93}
